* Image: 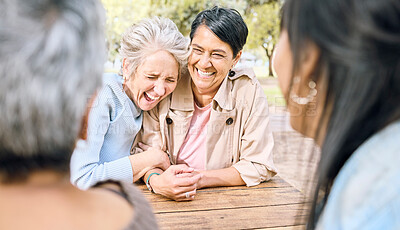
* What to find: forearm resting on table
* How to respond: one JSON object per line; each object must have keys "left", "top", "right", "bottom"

{"left": 129, "top": 154, "right": 161, "bottom": 183}
{"left": 198, "top": 167, "right": 245, "bottom": 189}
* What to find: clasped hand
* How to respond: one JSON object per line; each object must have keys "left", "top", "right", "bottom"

{"left": 151, "top": 165, "right": 202, "bottom": 201}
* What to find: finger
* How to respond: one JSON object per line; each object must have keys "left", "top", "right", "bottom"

{"left": 174, "top": 173, "right": 202, "bottom": 187}
{"left": 179, "top": 189, "right": 197, "bottom": 201}
{"left": 169, "top": 164, "right": 194, "bottom": 174}
{"left": 138, "top": 142, "right": 150, "bottom": 151}
{"left": 175, "top": 172, "right": 193, "bottom": 178}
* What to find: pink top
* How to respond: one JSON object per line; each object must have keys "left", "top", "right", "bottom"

{"left": 176, "top": 102, "right": 212, "bottom": 170}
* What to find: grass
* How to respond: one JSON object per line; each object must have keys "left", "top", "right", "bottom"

{"left": 263, "top": 85, "right": 286, "bottom": 107}
{"left": 253, "top": 66, "right": 270, "bottom": 78}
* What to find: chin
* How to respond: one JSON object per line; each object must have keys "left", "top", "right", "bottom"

{"left": 138, "top": 101, "right": 158, "bottom": 111}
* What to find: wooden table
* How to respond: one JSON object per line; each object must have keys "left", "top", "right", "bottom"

{"left": 136, "top": 176, "right": 308, "bottom": 229}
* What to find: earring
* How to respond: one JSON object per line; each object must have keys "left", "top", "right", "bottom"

{"left": 290, "top": 76, "right": 317, "bottom": 105}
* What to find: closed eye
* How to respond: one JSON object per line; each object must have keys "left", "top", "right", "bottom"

{"left": 212, "top": 53, "right": 225, "bottom": 59}
{"left": 145, "top": 75, "right": 157, "bottom": 80}
{"left": 192, "top": 48, "right": 203, "bottom": 54}
{"left": 166, "top": 78, "right": 176, "bottom": 83}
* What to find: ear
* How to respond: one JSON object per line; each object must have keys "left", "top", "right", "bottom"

{"left": 298, "top": 41, "right": 320, "bottom": 81}
{"left": 232, "top": 50, "right": 243, "bottom": 67}
{"left": 122, "top": 58, "right": 130, "bottom": 79}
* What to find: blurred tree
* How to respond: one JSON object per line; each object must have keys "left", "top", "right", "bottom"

{"left": 101, "top": 0, "right": 283, "bottom": 75}
{"left": 148, "top": 0, "right": 246, "bottom": 36}
{"left": 101, "top": 0, "right": 149, "bottom": 61}
{"left": 245, "top": 0, "right": 282, "bottom": 76}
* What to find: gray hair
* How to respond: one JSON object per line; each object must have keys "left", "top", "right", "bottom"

{"left": 0, "top": 0, "right": 105, "bottom": 178}
{"left": 119, "top": 17, "right": 190, "bottom": 79}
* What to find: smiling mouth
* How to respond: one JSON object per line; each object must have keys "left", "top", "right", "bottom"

{"left": 144, "top": 92, "right": 160, "bottom": 102}
{"left": 196, "top": 68, "right": 215, "bottom": 78}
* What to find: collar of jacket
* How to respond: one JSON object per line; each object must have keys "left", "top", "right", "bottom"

{"left": 170, "top": 67, "right": 257, "bottom": 111}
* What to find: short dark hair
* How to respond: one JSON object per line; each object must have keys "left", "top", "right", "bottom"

{"left": 0, "top": 0, "right": 105, "bottom": 183}
{"left": 190, "top": 6, "right": 248, "bottom": 57}
{"left": 282, "top": 0, "right": 400, "bottom": 228}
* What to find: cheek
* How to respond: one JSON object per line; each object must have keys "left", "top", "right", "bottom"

{"left": 129, "top": 77, "right": 149, "bottom": 94}
{"left": 273, "top": 42, "right": 293, "bottom": 98}
{"left": 127, "top": 78, "right": 139, "bottom": 94}
{"left": 188, "top": 54, "right": 196, "bottom": 68}
{"left": 216, "top": 62, "right": 230, "bottom": 78}
{"left": 166, "top": 82, "right": 178, "bottom": 95}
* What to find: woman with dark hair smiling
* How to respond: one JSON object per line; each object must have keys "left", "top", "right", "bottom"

{"left": 136, "top": 6, "right": 277, "bottom": 201}
{"left": 273, "top": 0, "right": 400, "bottom": 229}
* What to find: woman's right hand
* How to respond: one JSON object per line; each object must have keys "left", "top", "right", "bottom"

{"left": 150, "top": 165, "right": 202, "bottom": 201}
{"left": 138, "top": 143, "right": 170, "bottom": 171}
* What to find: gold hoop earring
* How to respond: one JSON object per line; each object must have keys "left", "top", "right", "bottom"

{"left": 290, "top": 76, "right": 317, "bottom": 105}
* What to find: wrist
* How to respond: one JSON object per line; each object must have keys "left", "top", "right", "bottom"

{"left": 197, "top": 172, "right": 205, "bottom": 189}
{"left": 146, "top": 172, "right": 160, "bottom": 193}
{"left": 149, "top": 174, "right": 160, "bottom": 193}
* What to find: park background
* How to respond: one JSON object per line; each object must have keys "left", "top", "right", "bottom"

{"left": 101, "top": 0, "right": 284, "bottom": 107}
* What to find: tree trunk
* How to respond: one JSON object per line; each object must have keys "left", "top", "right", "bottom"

{"left": 264, "top": 45, "right": 275, "bottom": 77}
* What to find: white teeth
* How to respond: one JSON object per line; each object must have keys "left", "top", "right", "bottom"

{"left": 146, "top": 93, "right": 160, "bottom": 100}
{"left": 197, "top": 69, "right": 214, "bottom": 76}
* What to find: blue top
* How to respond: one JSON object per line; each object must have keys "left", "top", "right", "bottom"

{"left": 70, "top": 73, "right": 143, "bottom": 190}
{"left": 317, "top": 120, "right": 400, "bottom": 230}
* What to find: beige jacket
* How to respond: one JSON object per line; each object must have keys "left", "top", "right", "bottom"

{"left": 135, "top": 67, "right": 277, "bottom": 186}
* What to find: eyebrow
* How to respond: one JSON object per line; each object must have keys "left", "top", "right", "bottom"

{"left": 192, "top": 44, "right": 227, "bottom": 54}
{"left": 145, "top": 72, "right": 177, "bottom": 79}
{"left": 145, "top": 72, "right": 160, "bottom": 76}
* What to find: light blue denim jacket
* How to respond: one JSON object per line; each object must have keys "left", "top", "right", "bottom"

{"left": 317, "top": 120, "right": 400, "bottom": 229}
{"left": 70, "top": 73, "right": 142, "bottom": 190}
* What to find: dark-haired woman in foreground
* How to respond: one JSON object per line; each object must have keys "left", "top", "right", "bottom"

{"left": 137, "top": 6, "right": 277, "bottom": 201}
{"left": 273, "top": 0, "right": 400, "bottom": 229}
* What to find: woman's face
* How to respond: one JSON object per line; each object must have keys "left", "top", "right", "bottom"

{"left": 188, "top": 25, "right": 241, "bottom": 97}
{"left": 273, "top": 30, "right": 293, "bottom": 100}
{"left": 273, "top": 30, "right": 325, "bottom": 139}
{"left": 124, "top": 50, "right": 179, "bottom": 111}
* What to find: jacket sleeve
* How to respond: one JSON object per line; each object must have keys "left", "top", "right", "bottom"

{"left": 133, "top": 104, "right": 165, "bottom": 153}
{"left": 232, "top": 82, "right": 277, "bottom": 186}
{"left": 70, "top": 87, "right": 133, "bottom": 190}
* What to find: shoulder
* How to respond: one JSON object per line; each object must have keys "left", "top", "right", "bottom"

{"left": 229, "top": 66, "right": 257, "bottom": 83}
{"left": 119, "top": 182, "right": 159, "bottom": 230}
{"left": 91, "top": 181, "right": 158, "bottom": 230}
{"left": 93, "top": 73, "right": 129, "bottom": 112}
{"left": 319, "top": 120, "right": 400, "bottom": 229}
{"left": 100, "top": 73, "right": 124, "bottom": 97}
{"left": 228, "top": 67, "right": 266, "bottom": 103}
{"left": 229, "top": 67, "right": 263, "bottom": 93}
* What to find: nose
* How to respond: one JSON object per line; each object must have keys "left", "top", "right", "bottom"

{"left": 198, "top": 53, "right": 212, "bottom": 69}
{"left": 154, "top": 80, "right": 166, "bottom": 96}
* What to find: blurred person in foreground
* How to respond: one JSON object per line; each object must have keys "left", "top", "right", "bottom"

{"left": 273, "top": 0, "right": 400, "bottom": 229}
{"left": 70, "top": 17, "right": 189, "bottom": 190}
{"left": 0, "top": 0, "right": 158, "bottom": 229}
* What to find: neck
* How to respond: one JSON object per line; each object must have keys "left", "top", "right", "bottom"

{"left": 191, "top": 82, "right": 215, "bottom": 107}
{"left": 0, "top": 170, "right": 70, "bottom": 189}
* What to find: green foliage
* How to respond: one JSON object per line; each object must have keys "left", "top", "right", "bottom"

{"left": 146, "top": 0, "right": 247, "bottom": 36}
{"left": 101, "top": 0, "right": 149, "bottom": 61}
{"left": 245, "top": 1, "right": 282, "bottom": 76}
{"left": 101, "top": 0, "right": 283, "bottom": 67}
